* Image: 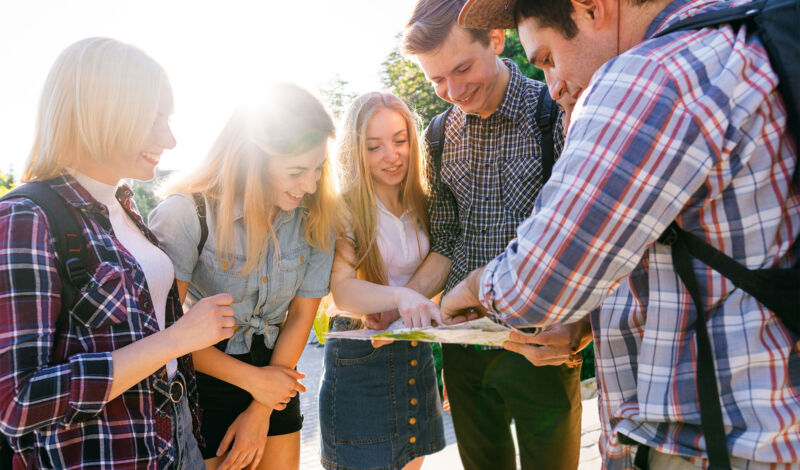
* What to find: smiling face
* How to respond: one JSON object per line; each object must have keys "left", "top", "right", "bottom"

{"left": 125, "top": 92, "right": 176, "bottom": 182}
{"left": 415, "top": 25, "right": 509, "bottom": 118}
{"left": 266, "top": 142, "right": 328, "bottom": 213}
{"left": 365, "top": 108, "right": 410, "bottom": 192}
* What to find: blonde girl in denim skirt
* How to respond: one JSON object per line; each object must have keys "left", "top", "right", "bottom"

{"left": 320, "top": 92, "right": 445, "bottom": 470}
{"left": 149, "top": 84, "right": 337, "bottom": 470}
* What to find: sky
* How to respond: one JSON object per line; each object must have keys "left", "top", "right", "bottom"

{"left": 0, "top": 0, "right": 419, "bottom": 178}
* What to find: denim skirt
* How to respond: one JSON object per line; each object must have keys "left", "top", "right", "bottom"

{"left": 319, "top": 326, "right": 445, "bottom": 470}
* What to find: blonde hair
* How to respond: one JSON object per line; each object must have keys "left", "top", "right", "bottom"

{"left": 336, "top": 92, "right": 430, "bottom": 285}
{"left": 24, "top": 37, "right": 171, "bottom": 182}
{"left": 159, "top": 83, "right": 337, "bottom": 275}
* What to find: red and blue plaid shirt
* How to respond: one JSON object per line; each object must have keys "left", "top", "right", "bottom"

{"left": 0, "top": 174, "right": 201, "bottom": 469}
{"left": 479, "top": 0, "right": 800, "bottom": 468}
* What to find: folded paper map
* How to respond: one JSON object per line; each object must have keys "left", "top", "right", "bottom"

{"left": 325, "top": 317, "right": 537, "bottom": 346}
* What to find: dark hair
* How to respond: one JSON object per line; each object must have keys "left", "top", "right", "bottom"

{"left": 515, "top": 0, "right": 579, "bottom": 39}
{"left": 403, "top": 0, "right": 491, "bottom": 55}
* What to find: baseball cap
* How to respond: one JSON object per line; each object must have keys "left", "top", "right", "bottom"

{"left": 458, "top": 0, "right": 521, "bottom": 29}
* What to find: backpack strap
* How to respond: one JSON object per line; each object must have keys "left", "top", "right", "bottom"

{"left": 192, "top": 193, "right": 208, "bottom": 255}
{"left": 1, "top": 182, "right": 90, "bottom": 322}
{"left": 658, "top": 223, "right": 732, "bottom": 470}
{"left": 535, "top": 84, "right": 560, "bottom": 182}
{"left": 425, "top": 107, "right": 453, "bottom": 178}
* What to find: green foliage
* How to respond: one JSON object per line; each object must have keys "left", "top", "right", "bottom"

{"left": 0, "top": 167, "right": 17, "bottom": 197}
{"left": 319, "top": 75, "right": 358, "bottom": 120}
{"left": 131, "top": 182, "right": 158, "bottom": 222}
{"left": 500, "top": 30, "right": 544, "bottom": 82}
{"left": 381, "top": 48, "right": 450, "bottom": 124}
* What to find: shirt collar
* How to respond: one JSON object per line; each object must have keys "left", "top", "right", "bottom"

{"left": 645, "top": 0, "right": 719, "bottom": 38}
{"left": 48, "top": 172, "right": 134, "bottom": 213}
{"left": 493, "top": 59, "right": 526, "bottom": 121}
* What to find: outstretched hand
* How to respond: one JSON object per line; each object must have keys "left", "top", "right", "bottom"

{"left": 439, "top": 267, "right": 486, "bottom": 325}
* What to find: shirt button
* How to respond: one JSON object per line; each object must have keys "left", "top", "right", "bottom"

{"left": 410, "top": 341, "right": 418, "bottom": 347}
{"left": 408, "top": 378, "right": 415, "bottom": 385}
{"left": 410, "top": 398, "right": 418, "bottom": 405}
{"left": 409, "top": 417, "right": 417, "bottom": 425}
{"left": 410, "top": 359, "right": 418, "bottom": 367}
{"left": 409, "top": 436, "right": 417, "bottom": 444}
{"left": 299, "top": 256, "right": 305, "bottom": 263}
{"left": 222, "top": 263, "right": 229, "bottom": 270}
{"left": 142, "top": 300, "right": 152, "bottom": 310}
{"left": 261, "top": 276, "right": 268, "bottom": 284}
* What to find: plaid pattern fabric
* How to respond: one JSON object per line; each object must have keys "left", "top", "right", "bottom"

{"left": 427, "top": 59, "right": 564, "bottom": 294}
{"left": 0, "top": 174, "right": 201, "bottom": 469}
{"left": 479, "top": 0, "right": 800, "bottom": 468}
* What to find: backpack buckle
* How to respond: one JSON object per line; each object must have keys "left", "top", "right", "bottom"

{"left": 64, "top": 256, "right": 90, "bottom": 286}
{"left": 658, "top": 224, "right": 679, "bottom": 246}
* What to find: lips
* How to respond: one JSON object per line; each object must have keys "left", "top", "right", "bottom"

{"left": 140, "top": 151, "right": 161, "bottom": 166}
{"left": 287, "top": 192, "right": 304, "bottom": 202}
{"left": 455, "top": 87, "right": 479, "bottom": 106}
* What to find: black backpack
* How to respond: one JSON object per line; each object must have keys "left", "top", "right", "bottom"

{"left": 425, "top": 84, "right": 560, "bottom": 182}
{"left": 650, "top": 1, "right": 800, "bottom": 468}
{"left": 0, "top": 181, "right": 92, "bottom": 469}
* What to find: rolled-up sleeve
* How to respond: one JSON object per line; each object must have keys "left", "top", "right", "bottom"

{"left": 148, "top": 194, "right": 201, "bottom": 282}
{"left": 0, "top": 200, "right": 113, "bottom": 437}
{"left": 424, "top": 138, "right": 459, "bottom": 260}
{"left": 297, "top": 232, "right": 335, "bottom": 298}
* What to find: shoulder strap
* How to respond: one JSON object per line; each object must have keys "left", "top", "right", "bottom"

{"left": 424, "top": 107, "right": 453, "bottom": 178}
{"left": 192, "top": 193, "right": 208, "bottom": 255}
{"left": 1, "top": 182, "right": 90, "bottom": 317}
{"left": 535, "top": 84, "right": 560, "bottom": 182}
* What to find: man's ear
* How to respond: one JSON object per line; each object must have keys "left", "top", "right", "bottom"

{"left": 570, "top": 0, "right": 611, "bottom": 30}
{"left": 488, "top": 29, "right": 506, "bottom": 55}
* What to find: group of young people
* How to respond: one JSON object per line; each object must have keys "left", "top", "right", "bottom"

{"left": 0, "top": 0, "right": 797, "bottom": 469}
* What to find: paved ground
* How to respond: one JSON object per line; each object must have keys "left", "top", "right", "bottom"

{"left": 297, "top": 341, "right": 602, "bottom": 470}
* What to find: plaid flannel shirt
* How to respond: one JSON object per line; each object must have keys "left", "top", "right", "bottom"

{"left": 479, "top": 0, "right": 800, "bottom": 467}
{"left": 427, "top": 59, "right": 564, "bottom": 294}
{"left": 0, "top": 174, "right": 201, "bottom": 469}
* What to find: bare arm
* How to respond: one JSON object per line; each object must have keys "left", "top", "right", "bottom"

{"left": 330, "top": 238, "right": 441, "bottom": 328}
{"left": 269, "top": 296, "right": 321, "bottom": 368}
{"left": 404, "top": 251, "right": 451, "bottom": 299}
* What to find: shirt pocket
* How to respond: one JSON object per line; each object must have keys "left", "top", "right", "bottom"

{"left": 503, "top": 154, "right": 543, "bottom": 216}
{"left": 193, "top": 247, "right": 251, "bottom": 301}
{"left": 69, "top": 261, "right": 129, "bottom": 329}
{"left": 275, "top": 246, "right": 311, "bottom": 300}
{"left": 440, "top": 156, "right": 472, "bottom": 214}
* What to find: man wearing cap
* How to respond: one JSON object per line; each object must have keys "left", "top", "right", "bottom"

{"left": 444, "top": 0, "right": 800, "bottom": 468}
{"left": 400, "top": 0, "right": 591, "bottom": 468}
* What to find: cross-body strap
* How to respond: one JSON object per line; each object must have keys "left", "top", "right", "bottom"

{"left": 192, "top": 193, "right": 208, "bottom": 255}
{"left": 535, "top": 84, "right": 560, "bottom": 182}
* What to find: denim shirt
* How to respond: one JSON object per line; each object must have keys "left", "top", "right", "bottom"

{"left": 149, "top": 193, "right": 334, "bottom": 354}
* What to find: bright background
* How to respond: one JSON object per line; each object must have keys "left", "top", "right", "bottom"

{"left": 0, "top": 0, "right": 418, "bottom": 178}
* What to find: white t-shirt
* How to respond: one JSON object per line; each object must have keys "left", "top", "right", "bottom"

{"left": 70, "top": 170, "right": 177, "bottom": 378}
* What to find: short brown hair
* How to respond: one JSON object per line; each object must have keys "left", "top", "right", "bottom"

{"left": 403, "top": 0, "right": 491, "bottom": 55}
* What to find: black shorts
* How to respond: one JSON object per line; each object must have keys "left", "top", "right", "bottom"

{"left": 196, "top": 335, "right": 303, "bottom": 459}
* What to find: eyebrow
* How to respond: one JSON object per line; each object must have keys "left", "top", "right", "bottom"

{"left": 430, "top": 59, "right": 472, "bottom": 81}
{"left": 366, "top": 129, "right": 408, "bottom": 141}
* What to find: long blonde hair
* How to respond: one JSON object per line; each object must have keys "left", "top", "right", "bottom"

{"left": 336, "top": 92, "right": 430, "bottom": 285}
{"left": 24, "top": 37, "right": 171, "bottom": 182}
{"left": 159, "top": 84, "right": 337, "bottom": 275}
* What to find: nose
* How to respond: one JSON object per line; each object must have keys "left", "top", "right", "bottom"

{"left": 161, "top": 124, "right": 177, "bottom": 150}
{"left": 301, "top": 172, "right": 318, "bottom": 195}
{"left": 547, "top": 77, "right": 567, "bottom": 102}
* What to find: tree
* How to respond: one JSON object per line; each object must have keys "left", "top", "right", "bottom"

{"left": 0, "top": 167, "right": 16, "bottom": 197}
{"left": 131, "top": 182, "right": 159, "bottom": 222}
{"left": 319, "top": 75, "right": 358, "bottom": 120}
